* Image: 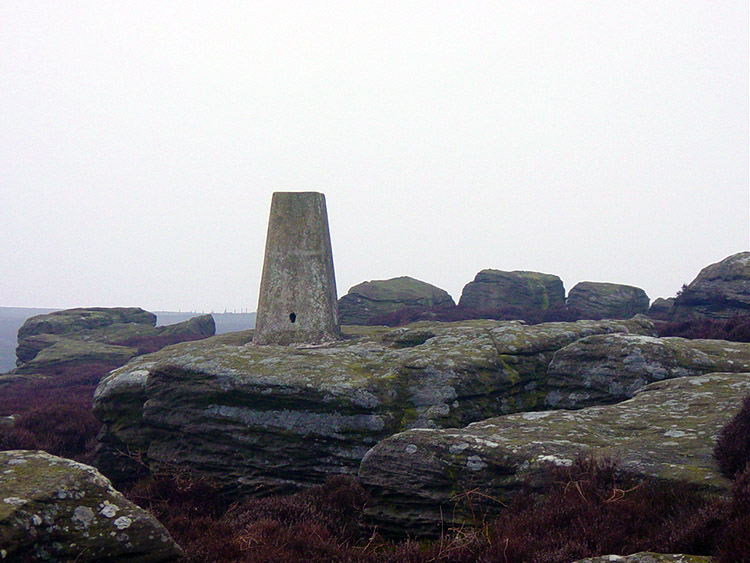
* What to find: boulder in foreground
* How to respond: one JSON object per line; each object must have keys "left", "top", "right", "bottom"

{"left": 0, "top": 450, "right": 182, "bottom": 562}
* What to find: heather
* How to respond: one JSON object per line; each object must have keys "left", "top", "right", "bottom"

{"left": 0, "top": 332, "right": 213, "bottom": 464}
{"left": 655, "top": 314, "right": 750, "bottom": 342}
{"left": 121, "top": 456, "right": 746, "bottom": 563}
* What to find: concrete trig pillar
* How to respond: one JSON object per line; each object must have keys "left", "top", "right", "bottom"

{"left": 254, "top": 192, "right": 341, "bottom": 345}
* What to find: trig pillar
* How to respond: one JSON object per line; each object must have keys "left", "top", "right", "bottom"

{"left": 254, "top": 192, "right": 341, "bottom": 345}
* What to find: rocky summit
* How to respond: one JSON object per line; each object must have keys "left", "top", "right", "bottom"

{"left": 92, "top": 318, "right": 653, "bottom": 492}
{"left": 358, "top": 372, "right": 750, "bottom": 536}
{"left": 338, "top": 276, "right": 455, "bottom": 325}
{"left": 0, "top": 450, "right": 182, "bottom": 562}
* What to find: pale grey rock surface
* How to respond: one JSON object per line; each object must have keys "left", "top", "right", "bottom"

{"left": 92, "top": 318, "right": 652, "bottom": 492}
{"left": 458, "top": 269, "right": 565, "bottom": 311}
{"left": 358, "top": 372, "right": 749, "bottom": 536}
{"left": 545, "top": 333, "right": 750, "bottom": 409}
{"left": 0, "top": 450, "right": 182, "bottom": 562}
{"left": 338, "top": 276, "right": 455, "bottom": 325}
{"left": 567, "top": 281, "right": 650, "bottom": 319}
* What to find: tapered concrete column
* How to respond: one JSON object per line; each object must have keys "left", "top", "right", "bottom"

{"left": 254, "top": 192, "right": 341, "bottom": 345}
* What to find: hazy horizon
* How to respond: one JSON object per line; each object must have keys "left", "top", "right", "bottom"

{"left": 2, "top": 2, "right": 747, "bottom": 312}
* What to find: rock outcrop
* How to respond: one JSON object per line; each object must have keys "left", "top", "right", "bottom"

{"left": 567, "top": 281, "right": 650, "bottom": 320}
{"left": 545, "top": 333, "right": 750, "bottom": 409}
{"left": 92, "top": 318, "right": 653, "bottom": 491}
{"left": 17, "top": 307, "right": 157, "bottom": 341}
{"left": 670, "top": 251, "right": 750, "bottom": 320}
{"left": 338, "top": 277, "right": 455, "bottom": 325}
{"left": 358, "top": 372, "right": 749, "bottom": 536}
{"left": 648, "top": 297, "right": 675, "bottom": 319}
{"left": 14, "top": 308, "right": 215, "bottom": 373}
{"left": 458, "top": 270, "right": 565, "bottom": 311}
{"left": 0, "top": 450, "right": 182, "bottom": 562}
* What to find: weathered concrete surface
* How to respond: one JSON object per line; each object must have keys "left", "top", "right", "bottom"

{"left": 567, "top": 281, "right": 650, "bottom": 320}
{"left": 670, "top": 251, "right": 750, "bottom": 320}
{"left": 545, "top": 333, "right": 750, "bottom": 409}
{"left": 358, "top": 372, "right": 749, "bottom": 536}
{"left": 92, "top": 318, "right": 652, "bottom": 491}
{"left": 0, "top": 450, "right": 182, "bottom": 562}
{"left": 458, "top": 269, "right": 566, "bottom": 311}
{"left": 339, "top": 276, "right": 455, "bottom": 325}
{"left": 254, "top": 192, "right": 341, "bottom": 345}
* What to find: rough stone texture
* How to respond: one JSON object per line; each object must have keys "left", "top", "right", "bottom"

{"left": 156, "top": 313, "right": 215, "bottom": 337}
{"left": 358, "top": 372, "right": 749, "bottom": 536}
{"left": 254, "top": 192, "right": 341, "bottom": 345}
{"left": 648, "top": 297, "right": 675, "bottom": 319}
{"left": 0, "top": 450, "right": 182, "bottom": 562}
{"left": 572, "top": 554, "right": 712, "bottom": 563}
{"left": 339, "top": 276, "right": 455, "bottom": 325}
{"left": 567, "top": 281, "right": 650, "bottom": 320}
{"left": 670, "top": 251, "right": 750, "bottom": 320}
{"left": 17, "top": 307, "right": 156, "bottom": 342}
{"left": 14, "top": 308, "right": 216, "bottom": 372}
{"left": 14, "top": 336, "right": 139, "bottom": 374}
{"left": 545, "top": 333, "right": 750, "bottom": 409}
{"left": 92, "top": 318, "right": 653, "bottom": 492}
{"left": 458, "top": 269, "right": 565, "bottom": 311}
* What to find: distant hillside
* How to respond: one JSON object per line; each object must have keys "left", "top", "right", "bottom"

{"left": 0, "top": 308, "right": 255, "bottom": 374}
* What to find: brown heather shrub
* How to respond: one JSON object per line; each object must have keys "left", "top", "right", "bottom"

{"left": 714, "top": 396, "right": 750, "bottom": 479}
{"left": 122, "top": 457, "right": 733, "bottom": 563}
{"left": 656, "top": 314, "right": 750, "bottom": 342}
{"left": 716, "top": 464, "right": 750, "bottom": 563}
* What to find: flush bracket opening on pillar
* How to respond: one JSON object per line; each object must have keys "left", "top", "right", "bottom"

{"left": 289, "top": 312, "right": 297, "bottom": 324}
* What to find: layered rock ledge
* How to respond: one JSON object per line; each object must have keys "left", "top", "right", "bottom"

{"left": 93, "top": 318, "right": 653, "bottom": 491}
{"left": 358, "top": 372, "right": 749, "bottom": 536}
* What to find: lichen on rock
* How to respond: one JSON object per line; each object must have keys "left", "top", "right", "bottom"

{"left": 0, "top": 450, "right": 182, "bottom": 562}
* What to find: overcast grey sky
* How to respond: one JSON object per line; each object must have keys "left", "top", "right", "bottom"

{"left": 1, "top": 2, "right": 748, "bottom": 312}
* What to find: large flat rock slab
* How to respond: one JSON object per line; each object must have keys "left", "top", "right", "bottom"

{"left": 358, "top": 372, "right": 749, "bottom": 536}
{"left": 93, "top": 319, "right": 652, "bottom": 492}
